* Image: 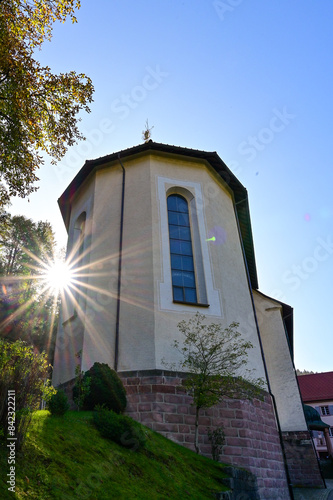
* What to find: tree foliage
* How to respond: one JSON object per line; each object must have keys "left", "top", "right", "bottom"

{"left": 0, "top": 214, "right": 55, "bottom": 276}
{"left": 0, "top": 338, "right": 55, "bottom": 448}
{"left": 0, "top": 212, "right": 60, "bottom": 358}
{"left": 0, "top": 0, "right": 94, "bottom": 206}
{"left": 296, "top": 369, "right": 316, "bottom": 376}
{"left": 74, "top": 362, "right": 127, "bottom": 413}
{"left": 207, "top": 427, "right": 225, "bottom": 462}
{"left": 73, "top": 350, "right": 91, "bottom": 411}
{"left": 48, "top": 388, "right": 69, "bottom": 416}
{"left": 170, "top": 312, "right": 264, "bottom": 454}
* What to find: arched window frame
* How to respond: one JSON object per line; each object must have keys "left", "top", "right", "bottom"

{"left": 73, "top": 211, "right": 86, "bottom": 265}
{"left": 158, "top": 175, "right": 222, "bottom": 316}
{"left": 73, "top": 212, "right": 86, "bottom": 308}
{"left": 166, "top": 187, "right": 208, "bottom": 306}
{"left": 167, "top": 193, "right": 197, "bottom": 304}
{"left": 63, "top": 210, "right": 87, "bottom": 322}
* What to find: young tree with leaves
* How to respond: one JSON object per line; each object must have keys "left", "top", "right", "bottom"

{"left": 0, "top": 0, "right": 94, "bottom": 206}
{"left": 169, "top": 312, "right": 264, "bottom": 454}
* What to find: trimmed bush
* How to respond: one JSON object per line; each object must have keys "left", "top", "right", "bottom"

{"left": 93, "top": 408, "right": 146, "bottom": 450}
{"left": 73, "top": 362, "right": 127, "bottom": 413}
{"left": 48, "top": 389, "right": 69, "bottom": 416}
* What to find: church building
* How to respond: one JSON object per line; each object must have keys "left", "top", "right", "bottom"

{"left": 53, "top": 141, "right": 323, "bottom": 498}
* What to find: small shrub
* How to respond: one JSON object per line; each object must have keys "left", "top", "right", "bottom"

{"left": 74, "top": 362, "right": 126, "bottom": 413}
{"left": 207, "top": 427, "right": 225, "bottom": 461}
{"left": 73, "top": 352, "right": 91, "bottom": 411}
{"left": 0, "top": 339, "right": 55, "bottom": 449}
{"left": 93, "top": 408, "right": 146, "bottom": 451}
{"left": 48, "top": 390, "right": 69, "bottom": 416}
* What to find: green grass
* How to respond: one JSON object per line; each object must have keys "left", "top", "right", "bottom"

{"left": 0, "top": 411, "right": 230, "bottom": 499}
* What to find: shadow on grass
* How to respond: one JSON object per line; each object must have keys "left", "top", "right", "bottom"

{"left": 1, "top": 410, "right": 230, "bottom": 499}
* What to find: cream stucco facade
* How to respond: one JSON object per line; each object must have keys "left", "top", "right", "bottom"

{"left": 52, "top": 141, "right": 307, "bottom": 439}
{"left": 253, "top": 290, "right": 307, "bottom": 432}
{"left": 54, "top": 149, "right": 263, "bottom": 381}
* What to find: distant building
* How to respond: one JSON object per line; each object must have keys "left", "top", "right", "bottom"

{"left": 298, "top": 371, "right": 333, "bottom": 459}
{"left": 53, "top": 141, "right": 323, "bottom": 496}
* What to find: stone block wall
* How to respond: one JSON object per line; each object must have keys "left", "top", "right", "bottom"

{"left": 119, "top": 370, "right": 291, "bottom": 499}
{"left": 282, "top": 430, "right": 323, "bottom": 488}
{"left": 57, "top": 377, "right": 77, "bottom": 410}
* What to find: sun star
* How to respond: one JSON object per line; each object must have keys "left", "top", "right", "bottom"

{"left": 43, "top": 260, "right": 73, "bottom": 295}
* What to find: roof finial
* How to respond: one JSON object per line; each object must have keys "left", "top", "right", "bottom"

{"left": 142, "top": 119, "right": 154, "bottom": 143}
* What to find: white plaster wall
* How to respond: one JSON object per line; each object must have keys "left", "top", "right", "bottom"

{"left": 54, "top": 151, "right": 275, "bottom": 387}
{"left": 149, "top": 154, "right": 267, "bottom": 382}
{"left": 114, "top": 157, "right": 156, "bottom": 371}
{"left": 253, "top": 290, "right": 307, "bottom": 432}
{"left": 77, "top": 158, "right": 155, "bottom": 373}
{"left": 78, "top": 164, "right": 123, "bottom": 373}
{"left": 52, "top": 175, "right": 95, "bottom": 385}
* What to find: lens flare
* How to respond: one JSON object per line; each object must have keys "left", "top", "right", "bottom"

{"left": 207, "top": 226, "right": 227, "bottom": 245}
{"left": 43, "top": 260, "right": 73, "bottom": 294}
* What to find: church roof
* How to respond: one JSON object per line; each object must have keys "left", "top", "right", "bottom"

{"left": 298, "top": 372, "right": 333, "bottom": 403}
{"left": 58, "top": 141, "right": 258, "bottom": 289}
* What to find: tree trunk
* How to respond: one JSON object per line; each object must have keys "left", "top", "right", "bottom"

{"left": 194, "top": 406, "right": 200, "bottom": 454}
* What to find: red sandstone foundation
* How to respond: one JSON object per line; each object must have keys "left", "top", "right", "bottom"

{"left": 120, "top": 370, "right": 323, "bottom": 499}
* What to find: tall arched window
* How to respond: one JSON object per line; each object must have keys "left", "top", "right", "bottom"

{"left": 72, "top": 211, "right": 86, "bottom": 309}
{"left": 74, "top": 212, "right": 86, "bottom": 264}
{"left": 167, "top": 194, "right": 197, "bottom": 303}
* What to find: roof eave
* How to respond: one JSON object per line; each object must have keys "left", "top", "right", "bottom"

{"left": 58, "top": 141, "right": 259, "bottom": 288}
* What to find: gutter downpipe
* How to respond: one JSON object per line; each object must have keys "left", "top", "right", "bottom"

{"left": 114, "top": 154, "right": 126, "bottom": 372}
{"left": 233, "top": 197, "right": 295, "bottom": 500}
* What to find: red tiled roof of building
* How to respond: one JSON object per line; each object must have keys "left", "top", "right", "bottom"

{"left": 298, "top": 371, "right": 333, "bottom": 402}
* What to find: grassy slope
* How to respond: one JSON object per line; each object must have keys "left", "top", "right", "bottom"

{"left": 0, "top": 411, "right": 230, "bottom": 499}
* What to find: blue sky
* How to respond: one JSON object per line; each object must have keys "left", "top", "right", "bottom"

{"left": 10, "top": 0, "right": 333, "bottom": 372}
